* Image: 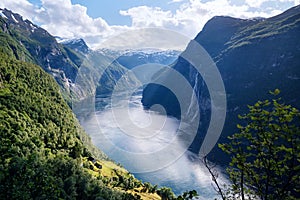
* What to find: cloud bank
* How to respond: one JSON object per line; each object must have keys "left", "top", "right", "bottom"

{"left": 0, "top": 0, "right": 298, "bottom": 49}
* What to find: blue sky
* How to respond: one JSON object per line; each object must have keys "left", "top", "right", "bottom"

{"left": 39, "top": 0, "right": 298, "bottom": 26}
{"left": 70, "top": 0, "right": 181, "bottom": 25}
{"left": 0, "top": 0, "right": 299, "bottom": 49}
{"left": 72, "top": 0, "right": 297, "bottom": 26}
{"left": 27, "top": 0, "right": 183, "bottom": 25}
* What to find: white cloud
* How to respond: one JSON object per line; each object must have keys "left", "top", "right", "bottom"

{"left": 244, "top": 0, "right": 270, "bottom": 8}
{"left": 120, "top": 6, "right": 179, "bottom": 28}
{"left": 0, "top": 0, "right": 39, "bottom": 20}
{"left": 0, "top": 0, "right": 296, "bottom": 50}
{"left": 38, "top": 0, "right": 113, "bottom": 41}
{"left": 0, "top": 0, "right": 131, "bottom": 49}
{"left": 119, "top": 0, "right": 287, "bottom": 39}
{"left": 97, "top": 28, "right": 190, "bottom": 50}
{"left": 244, "top": 0, "right": 296, "bottom": 8}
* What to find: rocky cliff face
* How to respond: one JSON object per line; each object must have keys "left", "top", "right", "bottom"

{"left": 0, "top": 8, "right": 83, "bottom": 98}
{"left": 142, "top": 5, "right": 300, "bottom": 160}
{"left": 0, "top": 8, "right": 140, "bottom": 102}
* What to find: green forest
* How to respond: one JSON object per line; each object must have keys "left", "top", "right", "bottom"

{"left": 0, "top": 52, "right": 116, "bottom": 199}
{"left": 206, "top": 91, "right": 300, "bottom": 200}
{"left": 0, "top": 53, "right": 167, "bottom": 200}
{"left": 0, "top": 6, "right": 299, "bottom": 200}
{"left": 1, "top": 51, "right": 299, "bottom": 199}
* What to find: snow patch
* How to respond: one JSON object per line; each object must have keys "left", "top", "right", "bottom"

{"left": 60, "top": 38, "right": 83, "bottom": 45}
{"left": 98, "top": 48, "right": 181, "bottom": 58}
{"left": 29, "top": 23, "right": 37, "bottom": 32}
{"left": 56, "top": 37, "right": 76, "bottom": 44}
{"left": 11, "top": 14, "right": 18, "bottom": 23}
{"left": 0, "top": 11, "right": 8, "bottom": 19}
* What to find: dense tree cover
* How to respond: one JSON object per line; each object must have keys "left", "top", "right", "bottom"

{"left": 0, "top": 52, "right": 99, "bottom": 159}
{"left": 0, "top": 18, "right": 35, "bottom": 63}
{"left": 0, "top": 53, "right": 137, "bottom": 199}
{"left": 0, "top": 154, "right": 129, "bottom": 200}
{"left": 207, "top": 91, "right": 300, "bottom": 200}
{"left": 0, "top": 10, "right": 198, "bottom": 200}
{"left": 0, "top": 52, "right": 196, "bottom": 200}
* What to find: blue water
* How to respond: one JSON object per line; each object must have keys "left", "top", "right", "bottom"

{"left": 77, "top": 91, "right": 227, "bottom": 199}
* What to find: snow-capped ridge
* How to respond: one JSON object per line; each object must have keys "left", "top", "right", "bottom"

{"left": 0, "top": 10, "right": 7, "bottom": 19}
{"left": 61, "top": 38, "right": 85, "bottom": 45}
{"left": 0, "top": 8, "right": 40, "bottom": 33}
{"left": 97, "top": 48, "right": 181, "bottom": 58}
{"left": 61, "top": 38, "right": 90, "bottom": 54}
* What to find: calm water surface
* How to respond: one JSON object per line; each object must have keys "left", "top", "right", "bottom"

{"left": 77, "top": 91, "right": 226, "bottom": 199}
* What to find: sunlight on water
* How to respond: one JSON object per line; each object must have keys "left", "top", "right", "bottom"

{"left": 79, "top": 92, "right": 227, "bottom": 198}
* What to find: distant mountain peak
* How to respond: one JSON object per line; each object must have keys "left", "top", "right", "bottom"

{"left": 1, "top": 8, "right": 25, "bottom": 25}
{"left": 97, "top": 48, "right": 181, "bottom": 58}
{"left": 0, "top": 8, "right": 21, "bottom": 22}
{"left": 61, "top": 38, "right": 90, "bottom": 54}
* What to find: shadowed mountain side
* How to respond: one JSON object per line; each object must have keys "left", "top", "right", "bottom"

{"left": 142, "top": 5, "right": 300, "bottom": 163}
{"left": 0, "top": 8, "right": 140, "bottom": 102}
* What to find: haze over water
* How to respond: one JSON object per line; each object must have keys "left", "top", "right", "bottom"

{"left": 77, "top": 90, "right": 227, "bottom": 199}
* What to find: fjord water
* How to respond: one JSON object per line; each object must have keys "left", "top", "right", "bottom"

{"left": 77, "top": 90, "right": 225, "bottom": 199}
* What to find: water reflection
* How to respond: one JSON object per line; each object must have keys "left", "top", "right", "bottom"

{"left": 77, "top": 92, "right": 225, "bottom": 198}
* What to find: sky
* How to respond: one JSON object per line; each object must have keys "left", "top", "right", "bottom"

{"left": 0, "top": 0, "right": 299, "bottom": 49}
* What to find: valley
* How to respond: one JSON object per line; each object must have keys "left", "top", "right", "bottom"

{"left": 76, "top": 89, "right": 226, "bottom": 199}
{"left": 0, "top": 3, "right": 299, "bottom": 200}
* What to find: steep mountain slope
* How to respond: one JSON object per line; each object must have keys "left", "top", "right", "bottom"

{"left": 66, "top": 48, "right": 140, "bottom": 100}
{"left": 142, "top": 5, "right": 300, "bottom": 160}
{"left": 0, "top": 8, "right": 139, "bottom": 102}
{"left": 0, "top": 8, "right": 81, "bottom": 98}
{"left": 0, "top": 8, "right": 178, "bottom": 199}
{"left": 0, "top": 52, "right": 118, "bottom": 199}
{"left": 0, "top": 51, "right": 165, "bottom": 200}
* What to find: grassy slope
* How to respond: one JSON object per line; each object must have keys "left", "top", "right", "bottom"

{"left": 226, "top": 6, "right": 300, "bottom": 50}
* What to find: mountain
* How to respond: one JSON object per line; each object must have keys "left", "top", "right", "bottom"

{"left": 142, "top": 5, "right": 300, "bottom": 161}
{"left": 0, "top": 52, "right": 115, "bottom": 198}
{"left": 0, "top": 9, "right": 173, "bottom": 200}
{"left": 67, "top": 49, "right": 140, "bottom": 101}
{"left": 0, "top": 8, "right": 140, "bottom": 102}
{"left": 0, "top": 51, "right": 168, "bottom": 199}
{"left": 113, "top": 49, "right": 180, "bottom": 69}
{"left": 0, "top": 8, "right": 81, "bottom": 99}
{"left": 62, "top": 38, "right": 90, "bottom": 54}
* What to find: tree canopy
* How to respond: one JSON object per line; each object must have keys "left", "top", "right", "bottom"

{"left": 214, "top": 90, "right": 300, "bottom": 200}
